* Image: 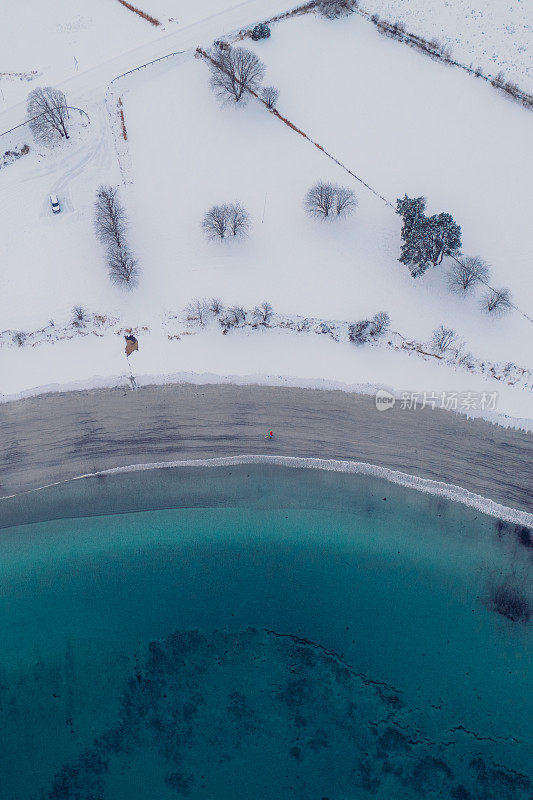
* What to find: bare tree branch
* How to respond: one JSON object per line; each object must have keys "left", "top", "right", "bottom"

{"left": 209, "top": 46, "right": 265, "bottom": 104}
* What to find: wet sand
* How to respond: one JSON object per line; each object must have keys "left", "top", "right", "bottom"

{"left": 0, "top": 383, "right": 532, "bottom": 512}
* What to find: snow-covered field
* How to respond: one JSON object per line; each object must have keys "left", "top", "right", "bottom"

{"left": 362, "top": 0, "right": 533, "bottom": 92}
{"left": 1, "top": 4, "right": 532, "bottom": 425}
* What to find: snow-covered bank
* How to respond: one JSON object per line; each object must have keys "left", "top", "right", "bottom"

{"left": 1, "top": 325, "right": 532, "bottom": 430}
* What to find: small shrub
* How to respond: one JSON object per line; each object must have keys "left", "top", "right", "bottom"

{"left": 251, "top": 23, "right": 271, "bottom": 40}
{"left": 220, "top": 305, "right": 247, "bottom": 333}
{"left": 481, "top": 287, "right": 512, "bottom": 315}
{"left": 185, "top": 298, "right": 210, "bottom": 327}
{"left": 12, "top": 331, "right": 27, "bottom": 347}
{"left": 348, "top": 320, "right": 372, "bottom": 344}
{"left": 390, "top": 20, "right": 405, "bottom": 38}
{"left": 209, "top": 297, "right": 224, "bottom": 316}
{"left": 370, "top": 12, "right": 379, "bottom": 23}
{"left": 253, "top": 301, "right": 273, "bottom": 325}
{"left": 261, "top": 86, "right": 279, "bottom": 109}
{"left": 370, "top": 311, "right": 390, "bottom": 337}
{"left": 474, "top": 65, "right": 483, "bottom": 77}
{"left": 504, "top": 81, "right": 520, "bottom": 98}
{"left": 71, "top": 305, "right": 89, "bottom": 328}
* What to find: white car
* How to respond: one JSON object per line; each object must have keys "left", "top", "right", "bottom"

{"left": 50, "top": 194, "right": 61, "bottom": 214}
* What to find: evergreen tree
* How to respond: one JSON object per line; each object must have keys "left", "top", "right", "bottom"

{"left": 396, "top": 195, "right": 426, "bottom": 239}
{"left": 426, "top": 212, "right": 461, "bottom": 266}
{"left": 396, "top": 195, "right": 461, "bottom": 277}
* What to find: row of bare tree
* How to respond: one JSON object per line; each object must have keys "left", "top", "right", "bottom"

{"left": 94, "top": 186, "right": 139, "bottom": 287}
{"left": 202, "top": 182, "right": 358, "bottom": 243}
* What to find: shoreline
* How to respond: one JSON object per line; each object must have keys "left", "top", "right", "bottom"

{"left": 3, "top": 455, "right": 532, "bottom": 527}
{"left": 1, "top": 382, "right": 532, "bottom": 516}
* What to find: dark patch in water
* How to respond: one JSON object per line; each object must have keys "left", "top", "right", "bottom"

{"left": 38, "top": 628, "right": 532, "bottom": 799}
{"left": 490, "top": 584, "right": 531, "bottom": 623}
{"left": 494, "top": 519, "right": 533, "bottom": 551}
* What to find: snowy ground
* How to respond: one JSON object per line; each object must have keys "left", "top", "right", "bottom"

{"left": 0, "top": 4, "right": 532, "bottom": 426}
{"left": 362, "top": 0, "right": 533, "bottom": 92}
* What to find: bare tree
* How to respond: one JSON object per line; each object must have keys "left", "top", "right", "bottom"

{"left": 305, "top": 182, "right": 336, "bottom": 219}
{"left": 335, "top": 186, "right": 357, "bottom": 217}
{"left": 261, "top": 86, "right": 279, "bottom": 110}
{"left": 94, "top": 185, "right": 127, "bottom": 251}
{"left": 317, "top": 0, "right": 358, "bottom": 18}
{"left": 209, "top": 46, "right": 265, "bottom": 104}
{"left": 448, "top": 255, "right": 490, "bottom": 292}
{"left": 203, "top": 204, "right": 229, "bottom": 240}
{"left": 253, "top": 301, "right": 273, "bottom": 325}
{"left": 482, "top": 287, "right": 512, "bottom": 315}
{"left": 227, "top": 202, "right": 250, "bottom": 238}
{"left": 27, "top": 87, "right": 70, "bottom": 143}
{"left": 370, "top": 311, "right": 390, "bottom": 336}
{"left": 431, "top": 325, "right": 456, "bottom": 353}
{"left": 185, "top": 298, "right": 210, "bottom": 327}
{"left": 108, "top": 247, "right": 139, "bottom": 287}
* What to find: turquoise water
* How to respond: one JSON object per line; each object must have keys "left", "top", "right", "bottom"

{"left": 0, "top": 465, "right": 531, "bottom": 799}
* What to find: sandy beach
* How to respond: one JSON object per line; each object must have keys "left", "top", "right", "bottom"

{"left": 0, "top": 382, "right": 531, "bottom": 513}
